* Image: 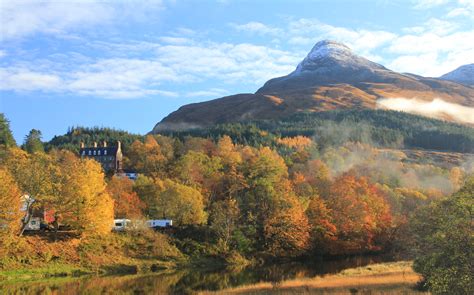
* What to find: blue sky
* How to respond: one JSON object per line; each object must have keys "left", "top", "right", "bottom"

{"left": 1, "top": 0, "right": 473, "bottom": 144}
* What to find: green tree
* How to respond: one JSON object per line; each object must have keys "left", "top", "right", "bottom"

{"left": 0, "top": 113, "right": 16, "bottom": 148}
{"left": 209, "top": 199, "right": 240, "bottom": 252}
{"left": 411, "top": 177, "right": 474, "bottom": 294}
{"left": 23, "top": 129, "right": 44, "bottom": 153}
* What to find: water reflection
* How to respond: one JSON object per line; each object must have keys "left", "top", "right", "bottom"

{"left": 1, "top": 255, "right": 393, "bottom": 294}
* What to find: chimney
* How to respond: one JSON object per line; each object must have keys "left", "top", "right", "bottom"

{"left": 80, "top": 142, "right": 85, "bottom": 148}
{"left": 117, "top": 141, "right": 121, "bottom": 150}
{"left": 103, "top": 141, "right": 107, "bottom": 147}
{"left": 93, "top": 142, "right": 97, "bottom": 148}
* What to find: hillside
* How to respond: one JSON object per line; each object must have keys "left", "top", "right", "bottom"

{"left": 440, "top": 63, "right": 474, "bottom": 86}
{"left": 157, "top": 109, "right": 474, "bottom": 154}
{"left": 152, "top": 40, "right": 474, "bottom": 132}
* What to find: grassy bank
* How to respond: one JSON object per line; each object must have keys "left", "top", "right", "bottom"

{"left": 201, "top": 261, "right": 427, "bottom": 294}
{"left": 0, "top": 230, "right": 185, "bottom": 283}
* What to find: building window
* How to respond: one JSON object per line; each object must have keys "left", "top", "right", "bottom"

{"left": 98, "top": 150, "right": 101, "bottom": 155}
{"left": 88, "top": 151, "right": 92, "bottom": 155}
{"left": 104, "top": 150, "right": 107, "bottom": 155}
{"left": 82, "top": 151, "right": 85, "bottom": 156}
{"left": 93, "top": 150, "right": 96, "bottom": 155}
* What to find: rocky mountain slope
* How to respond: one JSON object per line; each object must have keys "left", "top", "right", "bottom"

{"left": 152, "top": 40, "right": 474, "bottom": 132}
{"left": 440, "top": 63, "right": 474, "bottom": 86}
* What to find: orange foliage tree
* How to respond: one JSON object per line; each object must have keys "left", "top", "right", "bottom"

{"left": 326, "top": 173, "right": 392, "bottom": 253}
{"left": 107, "top": 176, "right": 145, "bottom": 219}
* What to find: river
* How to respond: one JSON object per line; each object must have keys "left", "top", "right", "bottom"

{"left": 1, "top": 255, "right": 397, "bottom": 294}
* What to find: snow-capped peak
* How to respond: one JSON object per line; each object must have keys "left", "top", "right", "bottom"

{"left": 306, "top": 40, "right": 352, "bottom": 61}
{"left": 290, "top": 40, "right": 380, "bottom": 76}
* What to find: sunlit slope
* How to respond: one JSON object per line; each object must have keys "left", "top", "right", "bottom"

{"left": 153, "top": 40, "right": 473, "bottom": 132}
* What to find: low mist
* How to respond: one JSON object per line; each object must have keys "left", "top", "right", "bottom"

{"left": 376, "top": 98, "right": 474, "bottom": 125}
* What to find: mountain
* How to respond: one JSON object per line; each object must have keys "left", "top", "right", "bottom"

{"left": 440, "top": 64, "right": 474, "bottom": 86}
{"left": 152, "top": 40, "right": 474, "bottom": 132}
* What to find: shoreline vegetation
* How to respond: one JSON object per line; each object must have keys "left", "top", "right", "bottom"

{"left": 0, "top": 260, "right": 425, "bottom": 294}
{"left": 201, "top": 261, "right": 425, "bottom": 294}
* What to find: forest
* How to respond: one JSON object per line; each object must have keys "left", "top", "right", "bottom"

{"left": 0, "top": 112, "right": 473, "bottom": 294}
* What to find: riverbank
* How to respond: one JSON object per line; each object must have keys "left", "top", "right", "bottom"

{"left": 0, "top": 231, "right": 184, "bottom": 283}
{"left": 201, "top": 261, "right": 427, "bottom": 294}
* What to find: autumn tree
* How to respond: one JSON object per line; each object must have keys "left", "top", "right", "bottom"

{"left": 23, "top": 129, "right": 44, "bottom": 153}
{"left": 306, "top": 196, "right": 337, "bottom": 253}
{"left": 0, "top": 168, "right": 22, "bottom": 239}
{"left": 140, "top": 178, "right": 207, "bottom": 226}
{"left": 126, "top": 136, "right": 166, "bottom": 175}
{"left": 216, "top": 136, "right": 242, "bottom": 167}
{"left": 276, "top": 136, "right": 314, "bottom": 164}
{"left": 263, "top": 197, "right": 310, "bottom": 257}
{"left": 4, "top": 148, "right": 55, "bottom": 235}
{"left": 173, "top": 151, "right": 223, "bottom": 202}
{"left": 239, "top": 147, "right": 310, "bottom": 255}
{"left": 73, "top": 159, "right": 114, "bottom": 235}
{"left": 326, "top": 173, "right": 392, "bottom": 253}
{"left": 42, "top": 150, "right": 114, "bottom": 236}
{"left": 107, "top": 176, "right": 145, "bottom": 218}
{"left": 182, "top": 136, "right": 216, "bottom": 155}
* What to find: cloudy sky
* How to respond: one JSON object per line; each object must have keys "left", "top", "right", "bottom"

{"left": 1, "top": 0, "right": 473, "bottom": 143}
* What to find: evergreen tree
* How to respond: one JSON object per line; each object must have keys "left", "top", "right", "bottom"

{"left": 0, "top": 113, "right": 16, "bottom": 147}
{"left": 24, "top": 129, "right": 44, "bottom": 153}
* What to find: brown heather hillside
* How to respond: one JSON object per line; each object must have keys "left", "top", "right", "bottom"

{"left": 152, "top": 40, "right": 473, "bottom": 132}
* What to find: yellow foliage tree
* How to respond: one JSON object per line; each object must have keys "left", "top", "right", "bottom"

{"left": 74, "top": 159, "right": 114, "bottom": 236}
{"left": 46, "top": 151, "right": 114, "bottom": 236}
{"left": 0, "top": 167, "right": 22, "bottom": 238}
{"left": 156, "top": 179, "right": 207, "bottom": 226}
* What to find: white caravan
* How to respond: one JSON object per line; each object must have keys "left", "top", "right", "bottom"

{"left": 113, "top": 219, "right": 131, "bottom": 231}
{"left": 147, "top": 219, "right": 173, "bottom": 229}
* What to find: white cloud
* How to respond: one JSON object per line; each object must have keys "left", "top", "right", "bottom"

{"left": 447, "top": 7, "right": 470, "bottom": 17}
{"left": 0, "top": 40, "right": 300, "bottom": 98}
{"left": 155, "top": 42, "right": 299, "bottom": 84}
{"left": 287, "top": 18, "right": 397, "bottom": 55}
{"left": 0, "top": 0, "right": 166, "bottom": 40}
{"left": 230, "top": 22, "right": 282, "bottom": 35}
{"left": 387, "top": 30, "right": 474, "bottom": 76}
{"left": 0, "top": 58, "right": 179, "bottom": 98}
{"left": 159, "top": 36, "right": 193, "bottom": 45}
{"left": 423, "top": 18, "right": 459, "bottom": 35}
{"left": 185, "top": 88, "right": 229, "bottom": 98}
{"left": 67, "top": 58, "right": 179, "bottom": 98}
{"left": 0, "top": 50, "right": 6, "bottom": 58}
{"left": 413, "top": 0, "right": 450, "bottom": 9}
{"left": 377, "top": 97, "right": 474, "bottom": 124}
{"left": 0, "top": 67, "right": 62, "bottom": 91}
{"left": 0, "top": 1, "right": 113, "bottom": 40}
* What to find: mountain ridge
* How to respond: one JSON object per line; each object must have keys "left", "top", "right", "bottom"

{"left": 152, "top": 40, "right": 474, "bottom": 132}
{"left": 440, "top": 63, "right": 474, "bottom": 86}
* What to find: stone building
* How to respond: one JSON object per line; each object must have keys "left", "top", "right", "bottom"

{"left": 79, "top": 141, "right": 123, "bottom": 172}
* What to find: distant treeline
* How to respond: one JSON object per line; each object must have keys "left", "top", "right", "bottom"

{"left": 47, "top": 127, "right": 143, "bottom": 152}
{"left": 158, "top": 110, "right": 474, "bottom": 153}
{"left": 46, "top": 110, "right": 474, "bottom": 154}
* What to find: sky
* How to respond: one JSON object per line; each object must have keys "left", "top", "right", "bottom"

{"left": 1, "top": 0, "right": 473, "bottom": 144}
